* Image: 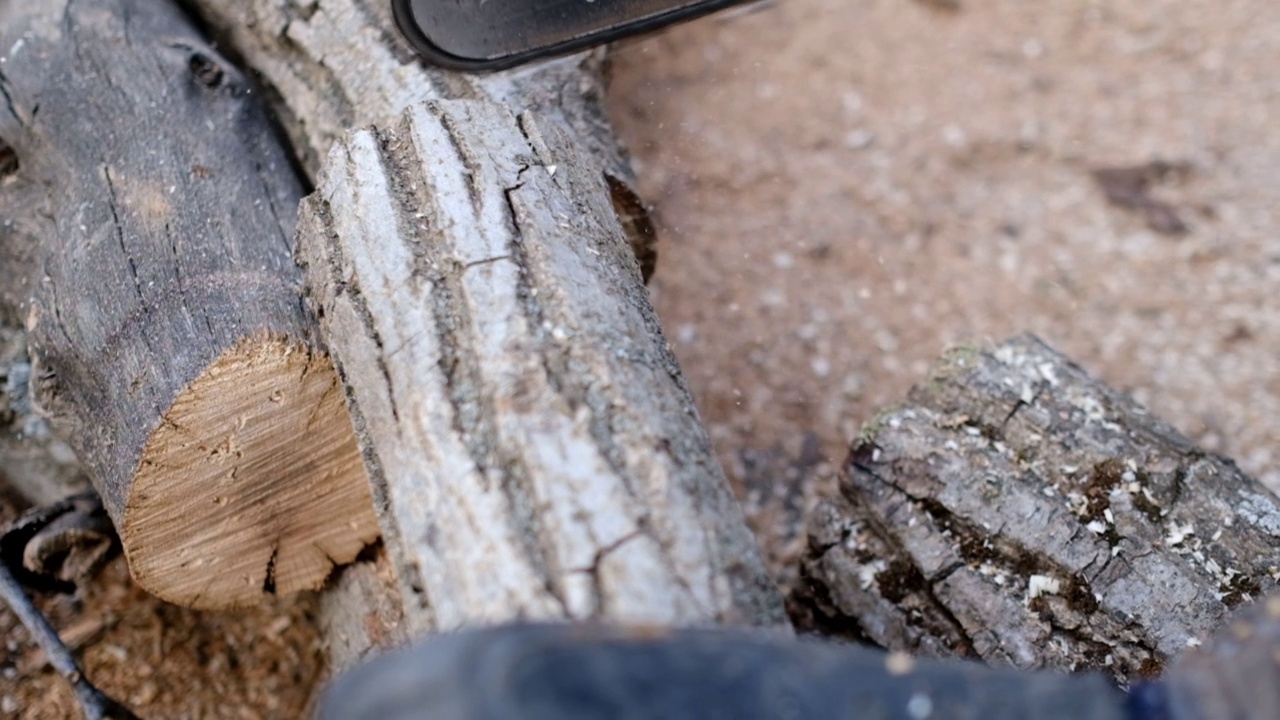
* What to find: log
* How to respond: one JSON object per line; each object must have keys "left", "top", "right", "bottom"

{"left": 0, "top": 0, "right": 379, "bottom": 608}
{"left": 183, "top": 0, "right": 657, "bottom": 278}
{"left": 792, "top": 334, "right": 1280, "bottom": 684}
{"left": 299, "top": 99, "right": 786, "bottom": 656}
{"left": 177, "top": 0, "right": 784, "bottom": 665}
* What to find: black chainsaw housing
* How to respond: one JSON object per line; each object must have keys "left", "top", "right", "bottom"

{"left": 392, "top": 0, "right": 756, "bottom": 71}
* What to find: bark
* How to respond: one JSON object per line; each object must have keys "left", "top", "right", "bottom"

{"left": 792, "top": 334, "right": 1280, "bottom": 685}
{"left": 182, "top": 0, "right": 657, "bottom": 278}
{"left": 301, "top": 99, "right": 787, "bottom": 668}
{"left": 171, "top": 0, "right": 778, "bottom": 666}
{"left": 0, "top": 0, "right": 378, "bottom": 608}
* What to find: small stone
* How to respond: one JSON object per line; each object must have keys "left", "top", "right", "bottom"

{"left": 885, "top": 651, "right": 915, "bottom": 676}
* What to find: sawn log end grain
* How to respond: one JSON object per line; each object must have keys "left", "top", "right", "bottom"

{"left": 124, "top": 335, "right": 380, "bottom": 608}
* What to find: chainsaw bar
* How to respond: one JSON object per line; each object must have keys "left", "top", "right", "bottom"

{"left": 393, "top": 0, "right": 758, "bottom": 71}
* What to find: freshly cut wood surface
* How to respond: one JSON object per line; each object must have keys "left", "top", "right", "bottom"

{"left": 126, "top": 335, "right": 376, "bottom": 606}
{"left": 300, "top": 99, "right": 786, "bottom": 657}
{"left": 0, "top": 0, "right": 378, "bottom": 608}
{"left": 793, "top": 335, "right": 1280, "bottom": 684}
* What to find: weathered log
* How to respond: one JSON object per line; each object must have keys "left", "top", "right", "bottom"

{"left": 174, "top": 0, "right": 781, "bottom": 666}
{"left": 792, "top": 334, "right": 1280, "bottom": 684}
{"left": 184, "top": 0, "right": 657, "bottom": 278}
{"left": 0, "top": 0, "right": 379, "bottom": 608}
{"left": 300, "top": 99, "right": 786, "bottom": 662}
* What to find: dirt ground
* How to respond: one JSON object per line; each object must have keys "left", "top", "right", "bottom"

{"left": 0, "top": 488, "right": 325, "bottom": 719}
{"left": 5, "top": 0, "right": 1280, "bottom": 716}
{"left": 608, "top": 0, "right": 1280, "bottom": 583}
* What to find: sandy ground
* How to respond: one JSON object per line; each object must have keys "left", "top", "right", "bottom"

{"left": 5, "top": 0, "right": 1280, "bottom": 715}
{"left": 607, "top": 0, "right": 1280, "bottom": 582}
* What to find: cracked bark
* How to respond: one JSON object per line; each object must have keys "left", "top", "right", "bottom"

{"left": 0, "top": 0, "right": 379, "bottom": 608}
{"left": 299, "top": 100, "right": 787, "bottom": 670}
{"left": 791, "top": 334, "right": 1280, "bottom": 686}
{"left": 166, "top": 0, "right": 769, "bottom": 666}
{"left": 181, "top": 0, "right": 657, "bottom": 279}
{"left": 1, "top": 0, "right": 777, "bottom": 664}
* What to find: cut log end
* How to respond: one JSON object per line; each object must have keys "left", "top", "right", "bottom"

{"left": 122, "top": 335, "right": 380, "bottom": 609}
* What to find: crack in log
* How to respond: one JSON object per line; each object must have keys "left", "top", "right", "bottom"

{"left": 841, "top": 455, "right": 979, "bottom": 656}
{"left": 999, "top": 384, "right": 1043, "bottom": 429}
{"left": 576, "top": 530, "right": 642, "bottom": 615}
{"left": 163, "top": 221, "right": 184, "bottom": 298}
{"left": 0, "top": 69, "right": 23, "bottom": 129}
{"left": 262, "top": 543, "right": 278, "bottom": 594}
{"left": 461, "top": 255, "right": 513, "bottom": 271}
{"left": 435, "top": 109, "right": 489, "bottom": 214}
{"left": 0, "top": 141, "right": 17, "bottom": 180}
{"left": 101, "top": 165, "right": 146, "bottom": 305}
{"left": 252, "top": 159, "right": 295, "bottom": 257}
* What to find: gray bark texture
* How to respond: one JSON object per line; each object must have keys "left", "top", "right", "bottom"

{"left": 172, "top": 0, "right": 765, "bottom": 668}
{"left": 300, "top": 99, "right": 787, "bottom": 668}
{"left": 0, "top": 0, "right": 379, "bottom": 609}
{"left": 791, "top": 334, "right": 1280, "bottom": 685}
{"left": 182, "top": 0, "right": 657, "bottom": 278}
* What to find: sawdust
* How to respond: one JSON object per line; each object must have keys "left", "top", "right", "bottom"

{"left": 0, "top": 490, "right": 325, "bottom": 719}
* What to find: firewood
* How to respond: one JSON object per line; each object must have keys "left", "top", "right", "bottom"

{"left": 0, "top": 0, "right": 379, "bottom": 608}
{"left": 298, "top": 100, "right": 787, "bottom": 659}
{"left": 178, "top": 0, "right": 785, "bottom": 666}
{"left": 792, "top": 335, "right": 1280, "bottom": 684}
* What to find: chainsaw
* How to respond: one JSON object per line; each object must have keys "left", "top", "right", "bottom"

{"left": 392, "top": 0, "right": 761, "bottom": 70}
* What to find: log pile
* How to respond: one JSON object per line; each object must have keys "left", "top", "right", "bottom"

{"left": 0, "top": 0, "right": 785, "bottom": 672}
{"left": 2, "top": 0, "right": 1279, "bottom": 711}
